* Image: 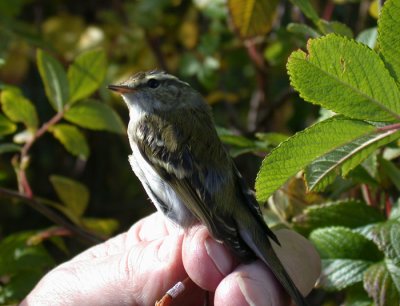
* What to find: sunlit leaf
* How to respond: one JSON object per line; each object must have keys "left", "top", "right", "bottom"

{"left": 50, "top": 175, "right": 89, "bottom": 218}
{"left": 356, "top": 220, "right": 400, "bottom": 261}
{"left": 378, "top": 0, "right": 400, "bottom": 82}
{"left": 310, "top": 226, "right": 382, "bottom": 261}
{"left": 364, "top": 261, "right": 400, "bottom": 306}
{"left": 287, "top": 34, "right": 400, "bottom": 121}
{"left": 305, "top": 128, "right": 400, "bottom": 192}
{"left": 320, "top": 259, "right": 372, "bottom": 290}
{"left": 49, "top": 124, "right": 89, "bottom": 159}
{"left": 0, "top": 113, "right": 17, "bottom": 135}
{"left": 227, "top": 0, "right": 279, "bottom": 38}
{"left": 294, "top": 200, "right": 384, "bottom": 233}
{"left": 82, "top": 218, "right": 119, "bottom": 236}
{"left": 0, "top": 89, "right": 38, "bottom": 129}
{"left": 357, "top": 27, "right": 378, "bottom": 49}
{"left": 36, "top": 49, "right": 69, "bottom": 112}
{"left": 256, "top": 116, "right": 377, "bottom": 202}
{"left": 68, "top": 49, "right": 107, "bottom": 104}
{"left": 64, "top": 100, "right": 125, "bottom": 134}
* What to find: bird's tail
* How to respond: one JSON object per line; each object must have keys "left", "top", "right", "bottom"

{"left": 238, "top": 221, "right": 309, "bottom": 306}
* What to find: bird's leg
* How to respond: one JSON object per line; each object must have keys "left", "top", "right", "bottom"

{"left": 155, "top": 277, "right": 190, "bottom": 306}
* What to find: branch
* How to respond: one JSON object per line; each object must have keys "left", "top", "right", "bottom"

{"left": 0, "top": 187, "right": 104, "bottom": 245}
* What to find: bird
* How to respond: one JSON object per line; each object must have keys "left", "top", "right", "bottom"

{"left": 108, "top": 70, "right": 308, "bottom": 306}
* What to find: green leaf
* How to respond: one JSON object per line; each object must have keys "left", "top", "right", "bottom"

{"left": 356, "top": 219, "right": 400, "bottom": 261}
{"left": 0, "top": 143, "right": 21, "bottom": 154}
{"left": 255, "top": 132, "right": 289, "bottom": 146}
{"left": 64, "top": 100, "right": 125, "bottom": 134}
{"left": 320, "top": 259, "right": 372, "bottom": 291}
{"left": 357, "top": 27, "right": 378, "bottom": 49}
{"left": 317, "top": 20, "right": 353, "bottom": 37}
{"left": 0, "top": 113, "right": 16, "bottom": 135}
{"left": 294, "top": 200, "right": 385, "bottom": 233}
{"left": 305, "top": 128, "right": 400, "bottom": 191}
{"left": 310, "top": 226, "right": 382, "bottom": 261}
{"left": 364, "top": 261, "right": 400, "bottom": 306}
{"left": 380, "top": 158, "right": 400, "bottom": 191}
{"left": 68, "top": 49, "right": 107, "bottom": 104}
{"left": 0, "top": 269, "right": 43, "bottom": 303}
{"left": 227, "top": 0, "right": 279, "bottom": 38}
{"left": 255, "top": 116, "right": 377, "bottom": 202}
{"left": 49, "top": 175, "right": 89, "bottom": 218}
{"left": 345, "top": 284, "right": 374, "bottom": 306}
{"left": 287, "top": 34, "right": 400, "bottom": 122}
{"left": 378, "top": 0, "right": 400, "bottom": 81}
{"left": 287, "top": 23, "right": 320, "bottom": 38}
{"left": 36, "top": 49, "right": 69, "bottom": 112}
{"left": 289, "top": 0, "right": 319, "bottom": 22}
{"left": 0, "top": 231, "right": 54, "bottom": 275}
{"left": 0, "top": 89, "right": 38, "bottom": 129}
{"left": 82, "top": 218, "right": 119, "bottom": 236}
{"left": 49, "top": 124, "right": 90, "bottom": 159}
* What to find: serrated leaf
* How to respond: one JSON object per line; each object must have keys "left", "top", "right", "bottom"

{"left": 364, "top": 261, "right": 400, "bottom": 306}
{"left": 310, "top": 226, "right": 382, "bottom": 261}
{"left": 294, "top": 200, "right": 384, "bottom": 233}
{"left": 289, "top": 0, "right": 319, "bottom": 22}
{"left": 0, "top": 113, "right": 16, "bottom": 135}
{"left": 255, "top": 116, "right": 376, "bottom": 202}
{"left": 68, "top": 49, "right": 107, "bottom": 104}
{"left": 287, "top": 34, "right": 400, "bottom": 121}
{"left": 0, "top": 89, "right": 38, "bottom": 129}
{"left": 357, "top": 27, "right": 378, "bottom": 49}
{"left": 320, "top": 259, "right": 372, "bottom": 291}
{"left": 227, "top": 0, "right": 279, "bottom": 38}
{"left": 356, "top": 220, "right": 400, "bottom": 261}
{"left": 49, "top": 124, "right": 89, "bottom": 159}
{"left": 345, "top": 284, "right": 374, "bottom": 306}
{"left": 36, "top": 49, "right": 69, "bottom": 112}
{"left": 50, "top": 175, "right": 89, "bottom": 218}
{"left": 305, "top": 128, "right": 400, "bottom": 192}
{"left": 64, "top": 100, "right": 125, "bottom": 134}
{"left": 378, "top": 0, "right": 400, "bottom": 81}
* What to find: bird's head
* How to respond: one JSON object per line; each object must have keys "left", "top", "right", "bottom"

{"left": 108, "top": 70, "right": 202, "bottom": 114}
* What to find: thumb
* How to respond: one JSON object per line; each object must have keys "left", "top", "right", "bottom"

{"left": 22, "top": 234, "right": 187, "bottom": 306}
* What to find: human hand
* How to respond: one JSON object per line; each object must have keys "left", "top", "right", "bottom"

{"left": 21, "top": 212, "right": 320, "bottom": 306}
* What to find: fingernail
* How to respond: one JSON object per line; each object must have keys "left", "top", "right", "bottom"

{"left": 204, "top": 238, "right": 232, "bottom": 276}
{"left": 237, "top": 275, "right": 265, "bottom": 306}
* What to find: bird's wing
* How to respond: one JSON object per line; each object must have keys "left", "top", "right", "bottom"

{"left": 135, "top": 111, "right": 253, "bottom": 258}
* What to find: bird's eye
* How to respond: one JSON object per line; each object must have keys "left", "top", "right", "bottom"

{"left": 147, "top": 79, "right": 160, "bottom": 88}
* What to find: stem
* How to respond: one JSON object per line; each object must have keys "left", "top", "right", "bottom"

{"left": 377, "top": 122, "right": 400, "bottom": 132}
{"left": 0, "top": 187, "right": 104, "bottom": 245}
{"left": 244, "top": 39, "right": 269, "bottom": 132}
{"left": 6, "top": 108, "right": 103, "bottom": 245}
{"left": 17, "top": 110, "right": 65, "bottom": 197}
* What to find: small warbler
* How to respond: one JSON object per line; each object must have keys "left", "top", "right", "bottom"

{"left": 108, "top": 70, "right": 308, "bottom": 306}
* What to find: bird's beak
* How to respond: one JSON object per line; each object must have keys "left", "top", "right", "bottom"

{"left": 107, "top": 84, "right": 136, "bottom": 94}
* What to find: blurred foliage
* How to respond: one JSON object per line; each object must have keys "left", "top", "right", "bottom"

{"left": 0, "top": 0, "right": 396, "bottom": 304}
